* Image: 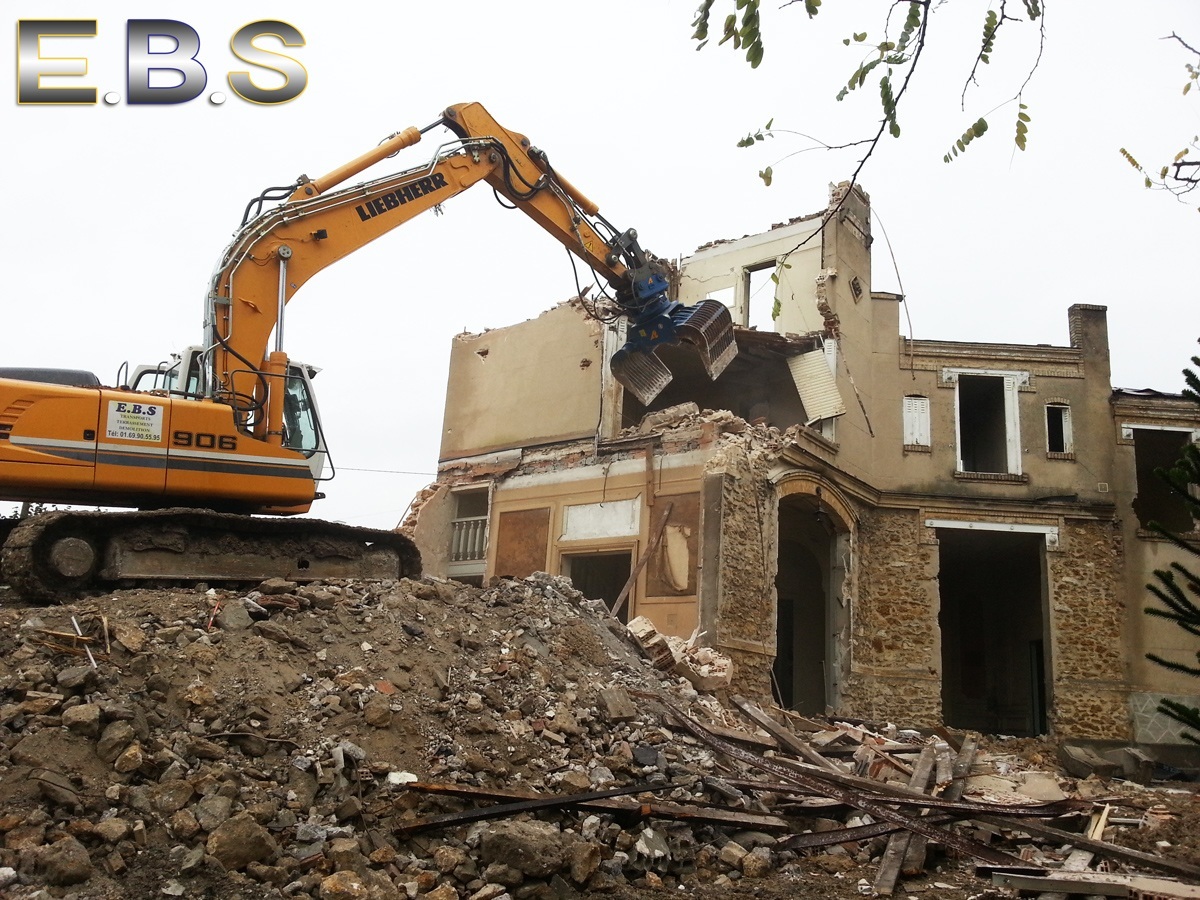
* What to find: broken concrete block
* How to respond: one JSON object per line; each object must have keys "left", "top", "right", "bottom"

{"left": 1103, "top": 746, "right": 1156, "bottom": 785}
{"left": 1058, "top": 744, "right": 1119, "bottom": 780}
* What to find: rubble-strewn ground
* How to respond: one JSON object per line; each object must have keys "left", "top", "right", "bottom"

{"left": 0, "top": 573, "right": 1197, "bottom": 900}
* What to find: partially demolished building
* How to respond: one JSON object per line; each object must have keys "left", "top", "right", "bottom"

{"left": 406, "top": 183, "right": 1200, "bottom": 749}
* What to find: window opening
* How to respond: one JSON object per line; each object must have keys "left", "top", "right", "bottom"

{"left": 746, "top": 265, "right": 778, "bottom": 332}
{"left": 957, "top": 374, "right": 1013, "bottom": 473}
{"left": 1046, "top": 404, "right": 1072, "bottom": 453}
{"left": 1131, "top": 428, "right": 1194, "bottom": 532}
{"left": 705, "top": 286, "right": 738, "bottom": 324}
{"left": 455, "top": 489, "right": 488, "bottom": 519}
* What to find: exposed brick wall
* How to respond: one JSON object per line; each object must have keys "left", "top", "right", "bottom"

{"left": 1047, "top": 519, "right": 1131, "bottom": 739}
{"left": 843, "top": 508, "right": 942, "bottom": 726}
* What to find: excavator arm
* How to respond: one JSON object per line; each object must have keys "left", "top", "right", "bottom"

{"left": 207, "top": 102, "right": 736, "bottom": 444}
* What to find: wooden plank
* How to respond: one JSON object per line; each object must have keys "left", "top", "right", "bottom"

{"left": 1038, "top": 848, "right": 1096, "bottom": 900}
{"left": 995, "top": 871, "right": 1200, "bottom": 899}
{"left": 610, "top": 501, "right": 672, "bottom": 619}
{"left": 762, "top": 706, "right": 827, "bottom": 733}
{"left": 903, "top": 735, "right": 977, "bottom": 876}
{"left": 934, "top": 725, "right": 963, "bottom": 753}
{"left": 873, "top": 744, "right": 937, "bottom": 895}
{"left": 700, "top": 722, "right": 779, "bottom": 752}
{"left": 729, "top": 695, "right": 841, "bottom": 772}
{"left": 973, "top": 814, "right": 1200, "bottom": 882}
{"left": 399, "top": 780, "right": 792, "bottom": 831}
{"left": 993, "top": 872, "right": 1127, "bottom": 897}
{"left": 1088, "top": 804, "right": 1113, "bottom": 840}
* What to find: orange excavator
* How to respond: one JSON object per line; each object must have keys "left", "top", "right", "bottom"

{"left": 0, "top": 102, "right": 736, "bottom": 599}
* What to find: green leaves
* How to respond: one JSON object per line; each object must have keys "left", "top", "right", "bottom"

{"left": 896, "top": 2, "right": 923, "bottom": 54}
{"left": 943, "top": 117, "right": 990, "bottom": 163}
{"left": 691, "top": 0, "right": 715, "bottom": 48}
{"left": 737, "top": 118, "right": 774, "bottom": 147}
{"left": 881, "top": 73, "right": 900, "bottom": 138}
{"left": 804, "top": 0, "right": 821, "bottom": 18}
{"left": 1015, "top": 103, "right": 1031, "bottom": 151}
{"left": 692, "top": 0, "right": 762, "bottom": 65}
{"left": 979, "top": 10, "right": 998, "bottom": 65}
{"left": 759, "top": 166, "right": 773, "bottom": 187}
{"left": 715, "top": 0, "right": 765, "bottom": 68}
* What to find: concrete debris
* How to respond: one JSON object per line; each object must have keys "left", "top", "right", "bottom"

{"left": 0, "top": 573, "right": 1196, "bottom": 900}
{"left": 626, "top": 616, "right": 732, "bottom": 691}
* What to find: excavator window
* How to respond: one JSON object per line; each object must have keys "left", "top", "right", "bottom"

{"left": 131, "top": 354, "right": 203, "bottom": 398}
{"left": 281, "top": 374, "right": 319, "bottom": 457}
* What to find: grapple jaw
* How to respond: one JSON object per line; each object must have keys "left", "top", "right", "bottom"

{"left": 611, "top": 298, "right": 738, "bottom": 406}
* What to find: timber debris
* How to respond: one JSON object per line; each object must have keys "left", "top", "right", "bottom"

{"left": 0, "top": 572, "right": 1196, "bottom": 898}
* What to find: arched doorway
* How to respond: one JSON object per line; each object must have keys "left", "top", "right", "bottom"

{"left": 772, "top": 481, "right": 852, "bottom": 716}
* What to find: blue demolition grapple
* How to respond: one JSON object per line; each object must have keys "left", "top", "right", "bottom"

{"left": 607, "top": 237, "right": 738, "bottom": 406}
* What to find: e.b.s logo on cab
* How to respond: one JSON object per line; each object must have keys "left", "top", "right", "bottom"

{"left": 17, "top": 19, "right": 306, "bottom": 105}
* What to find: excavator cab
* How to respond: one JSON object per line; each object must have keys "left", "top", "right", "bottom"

{"left": 131, "top": 348, "right": 329, "bottom": 482}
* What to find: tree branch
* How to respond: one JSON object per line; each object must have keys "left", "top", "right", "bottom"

{"left": 778, "top": 1, "right": 931, "bottom": 266}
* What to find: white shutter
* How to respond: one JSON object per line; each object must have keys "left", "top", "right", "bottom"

{"left": 788, "top": 350, "right": 847, "bottom": 424}
{"left": 903, "top": 396, "right": 930, "bottom": 446}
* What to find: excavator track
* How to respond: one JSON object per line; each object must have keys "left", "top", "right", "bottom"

{"left": 0, "top": 508, "right": 421, "bottom": 603}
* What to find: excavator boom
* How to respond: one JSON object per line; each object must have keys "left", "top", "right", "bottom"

{"left": 0, "top": 101, "right": 736, "bottom": 599}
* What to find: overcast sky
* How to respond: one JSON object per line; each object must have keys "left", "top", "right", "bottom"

{"left": 4, "top": 1, "right": 1197, "bottom": 528}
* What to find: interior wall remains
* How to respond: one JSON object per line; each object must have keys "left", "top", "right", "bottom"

{"left": 440, "top": 301, "right": 606, "bottom": 461}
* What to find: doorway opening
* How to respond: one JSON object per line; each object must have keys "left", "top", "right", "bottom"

{"left": 937, "top": 529, "right": 1048, "bottom": 736}
{"left": 773, "top": 494, "right": 839, "bottom": 715}
{"left": 562, "top": 552, "right": 633, "bottom": 622}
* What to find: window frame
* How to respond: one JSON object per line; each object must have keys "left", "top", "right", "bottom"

{"left": 1045, "top": 402, "right": 1073, "bottom": 455}
{"left": 942, "top": 367, "right": 1029, "bottom": 475}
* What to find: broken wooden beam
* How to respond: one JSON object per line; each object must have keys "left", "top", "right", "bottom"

{"left": 396, "top": 780, "right": 792, "bottom": 833}
{"left": 973, "top": 814, "right": 1200, "bottom": 882}
{"left": 654, "top": 697, "right": 1034, "bottom": 869}
{"left": 729, "top": 695, "right": 841, "bottom": 772}
{"left": 902, "top": 734, "right": 977, "bottom": 877}
{"left": 1036, "top": 848, "right": 1098, "bottom": 900}
{"left": 873, "top": 744, "right": 937, "bottom": 895}
{"left": 991, "top": 870, "right": 1200, "bottom": 898}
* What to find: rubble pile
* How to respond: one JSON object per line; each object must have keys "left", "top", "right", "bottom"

{"left": 0, "top": 573, "right": 1197, "bottom": 900}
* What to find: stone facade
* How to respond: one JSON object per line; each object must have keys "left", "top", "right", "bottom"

{"left": 1047, "top": 520, "right": 1130, "bottom": 739}
{"left": 843, "top": 509, "right": 941, "bottom": 727}
{"left": 415, "top": 183, "right": 1200, "bottom": 750}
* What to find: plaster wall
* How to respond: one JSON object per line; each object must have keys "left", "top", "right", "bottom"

{"left": 675, "top": 217, "right": 824, "bottom": 335}
{"left": 439, "top": 302, "right": 605, "bottom": 460}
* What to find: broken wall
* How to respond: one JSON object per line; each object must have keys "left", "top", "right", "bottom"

{"left": 702, "top": 432, "right": 780, "bottom": 698}
{"left": 440, "top": 301, "right": 606, "bottom": 461}
{"left": 675, "top": 216, "right": 824, "bottom": 335}
{"left": 1111, "top": 390, "right": 1200, "bottom": 745}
